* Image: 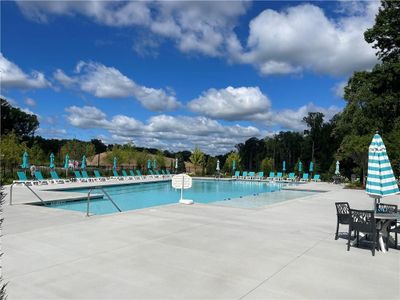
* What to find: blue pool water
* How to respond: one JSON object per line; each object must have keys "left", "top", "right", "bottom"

{"left": 47, "top": 180, "right": 288, "bottom": 215}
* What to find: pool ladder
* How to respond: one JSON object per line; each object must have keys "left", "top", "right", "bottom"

{"left": 87, "top": 186, "right": 122, "bottom": 217}
{"left": 9, "top": 182, "right": 46, "bottom": 206}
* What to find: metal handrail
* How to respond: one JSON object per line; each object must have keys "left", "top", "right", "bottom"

{"left": 9, "top": 182, "right": 46, "bottom": 206}
{"left": 87, "top": 186, "right": 122, "bottom": 217}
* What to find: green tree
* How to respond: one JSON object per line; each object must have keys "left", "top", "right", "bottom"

{"left": 364, "top": 0, "right": 400, "bottom": 63}
{"left": 224, "top": 152, "right": 241, "bottom": 173}
{"left": 91, "top": 139, "right": 107, "bottom": 154}
{"left": 29, "top": 142, "right": 47, "bottom": 165}
{"left": 155, "top": 151, "right": 166, "bottom": 169}
{"left": 260, "top": 158, "right": 274, "bottom": 174}
{"left": 205, "top": 157, "right": 218, "bottom": 175}
{"left": 189, "top": 146, "right": 205, "bottom": 175}
{"left": 60, "top": 140, "right": 95, "bottom": 161}
{"left": 135, "top": 151, "right": 149, "bottom": 170}
{"left": 0, "top": 132, "right": 26, "bottom": 167}
{"left": 1, "top": 99, "right": 39, "bottom": 136}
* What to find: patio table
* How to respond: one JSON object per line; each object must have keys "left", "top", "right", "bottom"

{"left": 375, "top": 212, "right": 400, "bottom": 253}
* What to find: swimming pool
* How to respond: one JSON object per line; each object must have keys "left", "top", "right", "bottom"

{"left": 46, "top": 180, "right": 306, "bottom": 215}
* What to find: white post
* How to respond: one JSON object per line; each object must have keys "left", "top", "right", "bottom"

{"left": 180, "top": 175, "right": 184, "bottom": 201}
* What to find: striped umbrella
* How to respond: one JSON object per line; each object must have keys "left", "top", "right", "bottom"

{"left": 282, "top": 161, "right": 286, "bottom": 172}
{"left": 49, "top": 153, "right": 55, "bottom": 169}
{"left": 335, "top": 161, "right": 340, "bottom": 175}
{"left": 113, "top": 157, "right": 117, "bottom": 170}
{"left": 21, "top": 151, "right": 29, "bottom": 169}
{"left": 366, "top": 133, "right": 399, "bottom": 205}
{"left": 64, "top": 154, "right": 69, "bottom": 169}
{"left": 309, "top": 161, "right": 314, "bottom": 172}
{"left": 232, "top": 160, "right": 236, "bottom": 171}
{"left": 81, "top": 155, "right": 86, "bottom": 170}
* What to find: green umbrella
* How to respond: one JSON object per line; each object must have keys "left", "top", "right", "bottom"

{"left": 64, "top": 154, "right": 69, "bottom": 169}
{"left": 153, "top": 159, "right": 157, "bottom": 169}
{"left": 298, "top": 161, "right": 302, "bottom": 172}
{"left": 81, "top": 155, "right": 86, "bottom": 170}
{"left": 147, "top": 159, "right": 151, "bottom": 169}
{"left": 21, "top": 151, "right": 29, "bottom": 169}
{"left": 49, "top": 153, "right": 55, "bottom": 169}
{"left": 283, "top": 161, "right": 286, "bottom": 172}
{"left": 113, "top": 157, "right": 117, "bottom": 170}
{"left": 309, "top": 161, "right": 314, "bottom": 172}
{"left": 232, "top": 160, "right": 236, "bottom": 170}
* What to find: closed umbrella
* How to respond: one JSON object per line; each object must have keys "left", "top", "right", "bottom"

{"left": 153, "top": 159, "right": 157, "bottom": 169}
{"left": 309, "top": 161, "right": 314, "bottom": 172}
{"left": 216, "top": 160, "right": 220, "bottom": 171}
{"left": 175, "top": 158, "right": 178, "bottom": 169}
{"left": 298, "top": 161, "right": 302, "bottom": 173}
{"left": 232, "top": 160, "right": 236, "bottom": 171}
{"left": 64, "top": 154, "right": 69, "bottom": 169}
{"left": 21, "top": 151, "right": 29, "bottom": 169}
{"left": 282, "top": 161, "right": 286, "bottom": 172}
{"left": 113, "top": 157, "right": 117, "bottom": 170}
{"left": 366, "top": 133, "right": 399, "bottom": 204}
{"left": 147, "top": 159, "right": 151, "bottom": 169}
{"left": 81, "top": 155, "right": 86, "bottom": 170}
{"left": 335, "top": 161, "right": 340, "bottom": 175}
{"left": 49, "top": 153, "right": 55, "bottom": 169}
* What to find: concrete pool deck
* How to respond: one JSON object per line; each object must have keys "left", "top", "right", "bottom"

{"left": 2, "top": 182, "right": 400, "bottom": 299}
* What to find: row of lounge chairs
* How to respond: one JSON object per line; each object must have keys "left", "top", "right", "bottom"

{"left": 232, "top": 171, "right": 321, "bottom": 182}
{"left": 14, "top": 169, "right": 173, "bottom": 186}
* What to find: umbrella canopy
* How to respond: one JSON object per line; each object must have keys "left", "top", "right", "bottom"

{"left": 153, "top": 159, "right": 157, "bottom": 169}
{"left": 282, "top": 161, "right": 286, "bottom": 171}
{"left": 366, "top": 133, "right": 399, "bottom": 199}
{"left": 335, "top": 161, "right": 340, "bottom": 175}
{"left": 113, "top": 157, "right": 117, "bottom": 170}
{"left": 21, "top": 151, "right": 29, "bottom": 169}
{"left": 298, "top": 161, "right": 302, "bottom": 172}
{"left": 175, "top": 158, "right": 178, "bottom": 169}
{"left": 232, "top": 160, "right": 236, "bottom": 170}
{"left": 81, "top": 155, "right": 87, "bottom": 170}
{"left": 64, "top": 154, "right": 69, "bottom": 169}
{"left": 309, "top": 161, "right": 314, "bottom": 172}
{"left": 49, "top": 153, "right": 55, "bottom": 169}
{"left": 216, "top": 160, "right": 220, "bottom": 171}
{"left": 147, "top": 159, "right": 151, "bottom": 169}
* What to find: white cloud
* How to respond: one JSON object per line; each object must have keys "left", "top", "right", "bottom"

{"left": 16, "top": 1, "right": 250, "bottom": 57}
{"left": 332, "top": 80, "right": 347, "bottom": 98}
{"left": 0, "top": 53, "right": 50, "bottom": 90}
{"left": 64, "top": 105, "right": 261, "bottom": 155}
{"left": 229, "top": 2, "right": 379, "bottom": 76}
{"left": 55, "top": 61, "right": 180, "bottom": 111}
{"left": 188, "top": 86, "right": 271, "bottom": 121}
{"left": 24, "top": 97, "right": 36, "bottom": 107}
{"left": 36, "top": 127, "right": 67, "bottom": 138}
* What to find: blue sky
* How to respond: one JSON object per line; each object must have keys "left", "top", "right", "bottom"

{"left": 1, "top": 1, "right": 379, "bottom": 154}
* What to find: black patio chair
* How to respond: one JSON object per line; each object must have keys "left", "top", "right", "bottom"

{"left": 377, "top": 203, "right": 399, "bottom": 250}
{"left": 347, "top": 209, "right": 378, "bottom": 256}
{"left": 335, "top": 202, "right": 351, "bottom": 240}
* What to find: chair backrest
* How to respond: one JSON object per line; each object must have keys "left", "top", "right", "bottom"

{"left": 17, "top": 171, "right": 28, "bottom": 181}
{"left": 93, "top": 170, "right": 101, "bottom": 178}
{"left": 303, "top": 173, "right": 309, "bottom": 180}
{"left": 242, "top": 171, "right": 248, "bottom": 177}
{"left": 155, "top": 170, "right": 161, "bottom": 175}
{"left": 269, "top": 172, "right": 275, "bottom": 178}
{"left": 234, "top": 171, "right": 240, "bottom": 177}
{"left": 349, "top": 209, "right": 376, "bottom": 234}
{"left": 136, "top": 170, "right": 142, "bottom": 176}
{"left": 376, "top": 203, "right": 398, "bottom": 214}
{"left": 288, "top": 172, "right": 295, "bottom": 179}
{"left": 129, "top": 170, "right": 135, "bottom": 176}
{"left": 161, "top": 170, "right": 166, "bottom": 175}
{"left": 50, "top": 171, "right": 60, "bottom": 179}
{"left": 74, "top": 170, "right": 82, "bottom": 178}
{"left": 335, "top": 202, "right": 350, "bottom": 224}
{"left": 81, "top": 170, "right": 89, "bottom": 178}
{"left": 112, "top": 170, "right": 119, "bottom": 177}
{"left": 277, "top": 172, "right": 282, "bottom": 178}
{"left": 166, "top": 170, "right": 171, "bottom": 175}
{"left": 258, "top": 172, "right": 264, "bottom": 177}
{"left": 122, "top": 170, "right": 128, "bottom": 177}
{"left": 249, "top": 171, "right": 255, "bottom": 176}
{"left": 34, "top": 171, "right": 45, "bottom": 180}
{"left": 149, "top": 170, "right": 154, "bottom": 175}
{"left": 313, "top": 174, "right": 320, "bottom": 180}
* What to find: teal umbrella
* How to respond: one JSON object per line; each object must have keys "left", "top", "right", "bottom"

{"left": 81, "top": 155, "right": 86, "bottom": 170}
{"left": 49, "top": 153, "right": 55, "bottom": 169}
{"left": 21, "top": 151, "right": 29, "bottom": 169}
{"left": 366, "top": 133, "right": 399, "bottom": 202}
{"left": 335, "top": 161, "right": 340, "bottom": 175}
{"left": 64, "top": 154, "right": 69, "bottom": 169}
{"left": 232, "top": 160, "right": 236, "bottom": 170}
{"left": 282, "top": 161, "right": 286, "bottom": 172}
{"left": 153, "top": 159, "right": 157, "bottom": 169}
{"left": 298, "top": 161, "right": 302, "bottom": 172}
{"left": 113, "top": 157, "right": 117, "bottom": 170}
{"left": 147, "top": 159, "right": 151, "bottom": 169}
{"left": 309, "top": 161, "right": 314, "bottom": 172}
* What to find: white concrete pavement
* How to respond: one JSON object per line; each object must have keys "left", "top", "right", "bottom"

{"left": 2, "top": 182, "right": 400, "bottom": 299}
